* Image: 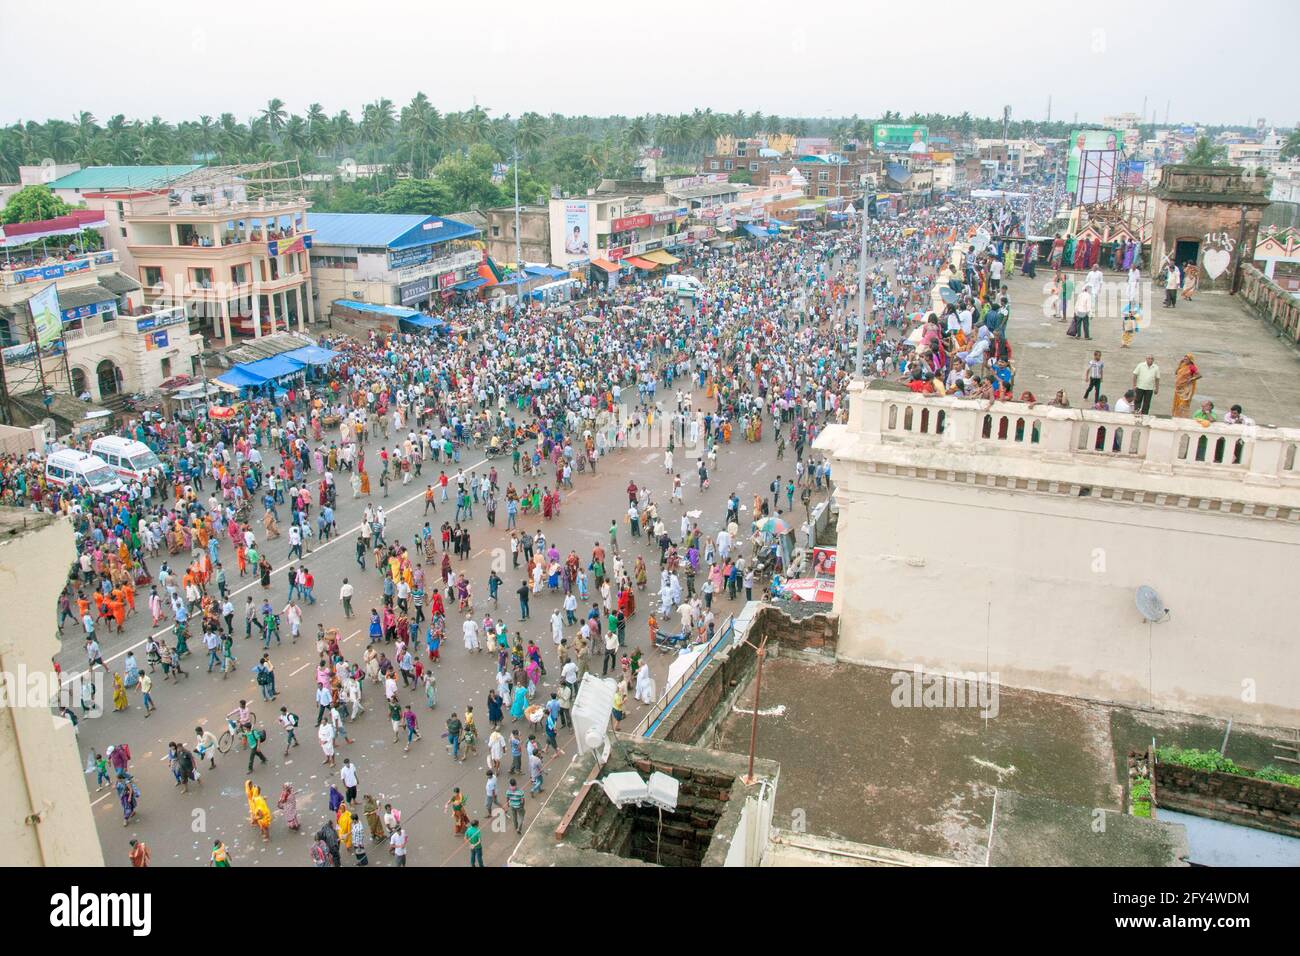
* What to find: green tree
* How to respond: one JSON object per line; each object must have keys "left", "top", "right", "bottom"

{"left": 2, "top": 184, "right": 73, "bottom": 224}
{"left": 1184, "top": 136, "right": 1226, "bottom": 165}
{"left": 261, "top": 97, "right": 288, "bottom": 134}
{"left": 1280, "top": 130, "right": 1300, "bottom": 161}
{"left": 377, "top": 178, "right": 454, "bottom": 215}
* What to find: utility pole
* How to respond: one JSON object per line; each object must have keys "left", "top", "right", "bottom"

{"left": 854, "top": 192, "right": 869, "bottom": 378}
{"left": 1165, "top": 100, "right": 1171, "bottom": 126}
{"left": 512, "top": 142, "right": 523, "bottom": 319}
{"left": 1046, "top": 95, "right": 1052, "bottom": 123}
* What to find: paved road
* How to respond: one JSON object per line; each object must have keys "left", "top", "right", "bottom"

{"left": 70, "top": 408, "right": 814, "bottom": 866}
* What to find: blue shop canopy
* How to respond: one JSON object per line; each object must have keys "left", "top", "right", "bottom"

{"left": 282, "top": 345, "right": 339, "bottom": 366}
{"left": 399, "top": 313, "right": 446, "bottom": 333}
{"left": 240, "top": 353, "right": 306, "bottom": 381}
{"left": 744, "top": 223, "right": 774, "bottom": 239}
{"left": 524, "top": 265, "right": 568, "bottom": 279}
{"left": 453, "top": 277, "right": 487, "bottom": 291}
{"left": 215, "top": 366, "right": 270, "bottom": 389}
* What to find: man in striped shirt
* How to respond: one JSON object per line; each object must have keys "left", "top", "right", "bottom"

{"left": 505, "top": 779, "right": 526, "bottom": 834}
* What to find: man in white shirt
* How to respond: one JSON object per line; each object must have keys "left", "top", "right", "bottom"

{"left": 463, "top": 617, "right": 481, "bottom": 652}
{"left": 340, "top": 758, "right": 359, "bottom": 802}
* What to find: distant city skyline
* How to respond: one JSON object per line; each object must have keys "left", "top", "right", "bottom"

{"left": 0, "top": 0, "right": 1295, "bottom": 129}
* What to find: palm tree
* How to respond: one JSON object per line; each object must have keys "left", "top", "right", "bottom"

{"left": 195, "top": 115, "right": 216, "bottom": 159}
{"left": 261, "top": 98, "right": 288, "bottom": 135}
{"left": 462, "top": 105, "right": 490, "bottom": 147}
{"left": 1184, "top": 136, "right": 1226, "bottom": 166}
{"left": 623, "top": 115, "right": 649, "bottom": 152}
{"left": 400, "top": 92, "right": 441, "bottom": 177}
{"left": 516, "top": 112, "right": 548, "bottom": 162}
{"left": 1280, "top": 130, "right": 1300, "bottom": 161}
{"left": 282, "top": 115, "right": 308, "bottom": 156}
{"left": 331, "top": 110, "right": 356, "bottom": 159}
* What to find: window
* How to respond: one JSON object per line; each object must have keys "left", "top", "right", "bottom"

{"left": 492, "top": 225, "right": 501, "bottom": 237}
{"left": 750, "top": 162, "right": 759, "bottom": 171}
{"left": 817, "top": 185, "right": 829, "bottom": 197}
{"left": 710, "top": 161, "right": 720, "bottom": 170}
{"left": 160, "top": 357, "right": 172, "bottom": 379}
{"left": 818, "top": 171, "right": 829, "bottom": 181}
{"left": 230, "top": 263, "right": 249, "bottom": 284}
{"left": 120, "top": 227, "right": 127, "bottom": 238}
{"left": 191, "top": 267, "right": 213, "bottom": 288}
{"left": 142, "top": 266, "right": 163, "bottom": 288}
{"left": 724, "top": 160, "right": 733, "bottom": 170}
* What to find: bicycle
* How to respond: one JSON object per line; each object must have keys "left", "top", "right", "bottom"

{"left": 217, "top": 709, "right": 257, "bottom": 753}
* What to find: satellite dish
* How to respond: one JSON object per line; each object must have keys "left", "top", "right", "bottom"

{"left": 1135, "top": 586, "right": 1169, "bottom": 623}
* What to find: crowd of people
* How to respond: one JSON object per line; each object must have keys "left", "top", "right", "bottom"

{"left": 28, "top": 184, "right": 1230, "bottom": 866}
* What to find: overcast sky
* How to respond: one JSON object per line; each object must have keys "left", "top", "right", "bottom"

{"left": 2, "top": 0, "right": 1294, "bottom": 128}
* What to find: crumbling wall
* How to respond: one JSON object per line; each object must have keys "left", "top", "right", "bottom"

{"left": 1154, "top": 762, "right": 1300, "bottom": 837}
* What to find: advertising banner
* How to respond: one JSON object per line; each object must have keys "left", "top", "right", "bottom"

{"left": 563, "top": 202, "right": 590, "bottom": 259}
{"left": 811, "top": 546, "right": 837, "bottom": 578}
{"left": 612, "top": 213, "right": 652, "bottom": 233}
{"left": 267, "top": 234, "right": 306, "bottom": 258}
{"left": 28, "top": 283, "right": 62, "bottom": 346}
{"left": 1066, "top": 129, "right": 1121, "bottom": 198}
{"left": 399, "top": 275, "right": 433, "bottom": 304}
{"left": 437, "top": 271, "right": 457, "bottom": 290}
{"left": 874, "top": 124, "right": 928, "bottom": 151}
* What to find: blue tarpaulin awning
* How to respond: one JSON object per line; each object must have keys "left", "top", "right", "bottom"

{"left": 282, "top": 345, "right": 339, "bottom": 366}
{"left": 744, "top": 223, "right": 775, "bottom": 239}
{"left": 400, "top": 314, "right": 446, "bottom": 333}
{"left": 453, "top": 277, "right": 487, "bottom": 291}
{"left": 241, "top": 353, "right": 306, "bottom": 380}
{"left": 215, "top": 366, "right": 270, "bottom": 389}
{"left": 524, "top": 265, "right": 568, "bottom": 279}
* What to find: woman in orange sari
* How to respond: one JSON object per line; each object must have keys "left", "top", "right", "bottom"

{"left": 1171, "top": 354, "right": 1201, "bottom": 419}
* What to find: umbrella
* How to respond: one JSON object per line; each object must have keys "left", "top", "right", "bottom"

{"left": 757, "top": 516, "right": 791, "bottom": 535}
{"left": 939, "top": 286, "right": 959, "bottom": 305}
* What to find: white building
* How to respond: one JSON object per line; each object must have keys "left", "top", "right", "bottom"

{"left": 816, "top": 380, "right": 1300, "bottom": 726}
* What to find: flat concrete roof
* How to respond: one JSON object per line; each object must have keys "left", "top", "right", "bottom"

{"left": 713, "top": 655, "right": 1288, "bottom": 865}
{"left": 1001, "top": 270, "right": 1300, "bottom": 427}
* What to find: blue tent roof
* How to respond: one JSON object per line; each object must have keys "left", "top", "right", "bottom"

{"left": 453, "top": 277, "right": 487, "bottom": 291}
{"left": 524, "top": 265, "right": 568, "bottom": 279}
{"left": 400, "top": 314, "right": 446, "bottom": 332}
{"left": 241, "top": 353, "right": 306, "bottom": 380}
{"left": 282, "top": 345, "right": 339, "bottom": 366}
{"left": 331, "top": 300, "right": 421, "bottom": 320}
{"left": 215, "top": 366, "right": 270, "bottom": 389}
{"left": 744, "top": 223, "right": 776, "bottom": 239}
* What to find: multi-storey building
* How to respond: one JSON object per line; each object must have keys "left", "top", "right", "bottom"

{"left": 308, "top": 212, "right": 481, "bottom": 314}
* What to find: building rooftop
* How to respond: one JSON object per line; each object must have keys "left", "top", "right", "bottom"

{"left": 998, "top": 270, "right": 1300, "bottom": 427}
{"left": 308, "top": 212, "right": 479, "bottom": 250}
{"left": 713, "top": 655, "right": 1285, "bottom": 865}
{"left": 48, "top": 165, "right": 202, "bottom": 191}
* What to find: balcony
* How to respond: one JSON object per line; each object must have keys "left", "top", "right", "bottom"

{"left": 817, "top": 381, "right": 1300, "bottom": 519}
{"left": 0, "top": 250, "right": 119, "bottom": 289}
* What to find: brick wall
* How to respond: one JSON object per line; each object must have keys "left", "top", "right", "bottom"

{"left": 753, "top": 605, "right": 837, "bottom": 657}
{"left": 1154, "top": 762, "right": 1300, "bottom": 836}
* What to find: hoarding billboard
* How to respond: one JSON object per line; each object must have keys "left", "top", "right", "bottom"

{"left": 1067, "top": 129, "right": 1122, "bottom": 201}
{"left": 28, "top": 283, "right": 62, "bottom": 346}
{"left": 563, "top": 202, "right": 589, "bottom": 258}
{"left": 873, "top": 124, "right": 928, "bottom": 151}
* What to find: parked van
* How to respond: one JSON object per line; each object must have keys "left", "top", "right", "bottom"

{"left": 44, "top": 449, "right": 123, "bottom": 495}
{"left": 662, "top": 274, "right": 703, "bottom": 298}
{"left": 90, "top": 435, "right": 164, "bottom": 483}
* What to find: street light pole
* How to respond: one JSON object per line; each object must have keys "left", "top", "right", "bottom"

{"left": 513, "top": 144, "right": 523, "bottom": 319}
{"left": 855, "top": 191, "right": 869, "bottom": 378}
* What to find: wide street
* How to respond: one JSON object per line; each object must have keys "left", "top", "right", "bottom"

{"left": 61, "top": 396, "right": 818, "bottom": 866}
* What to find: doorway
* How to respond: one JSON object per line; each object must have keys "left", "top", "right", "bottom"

{"left": 96, "top": 359, "right": 122, "bottom": 398}
{"left": 1173, "top": 238, "right": 1200, "bottom": 269}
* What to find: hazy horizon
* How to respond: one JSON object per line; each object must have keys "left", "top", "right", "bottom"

{"left": 2, "top": 0, "right": 1295, "bottom": 129}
